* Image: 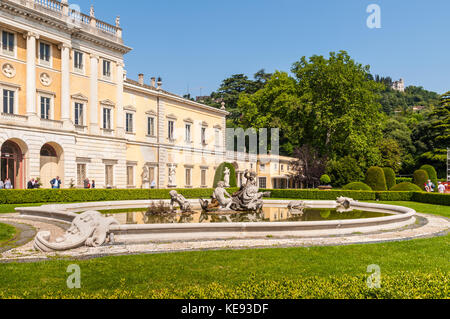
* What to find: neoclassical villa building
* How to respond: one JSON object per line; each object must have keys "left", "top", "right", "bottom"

{"left": 0, "top": 0, "right": 297, "bottom": 190}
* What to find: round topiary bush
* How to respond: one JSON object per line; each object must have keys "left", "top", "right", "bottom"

{"left": 342, "top": 182, "right": 373, "bottom": 191}
{"left": 320, "top": 174, "right": 331, "bottom": 185}
{"left": 390, "top": 182, "right": 423, "bottom": 192}
{"left": 420, "top": 165, "right": 438, "bottom": 190}
{"left": 365, "top": 167, "right": 387, "bottom": 191}
{"left": 213, "top": 163, "right": 237, "bottom": 188}
{"left": 413, "top": 169, "right": 429, "bottom": 190}
{"left": 383, "top": 167, "right": 396, "bottom": 190}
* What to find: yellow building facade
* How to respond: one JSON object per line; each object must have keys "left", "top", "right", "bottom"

{"left": 0, "top": 0, "right": 297, "bottom": 190}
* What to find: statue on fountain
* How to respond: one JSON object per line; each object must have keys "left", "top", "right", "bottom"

{"left": 169, "top": 190, "right": 192, "bottom": 213}
{"left": 230, "top": 170, "right": 271, "bottom": 211}
{"left": 200, "top": 181, "right": 233, "bottom": 211}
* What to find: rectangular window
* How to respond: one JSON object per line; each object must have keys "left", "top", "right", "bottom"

{"left": 185, "top": 168, "right": 192, "bottom": 186}
{"left": 77, "top": 164, "right": 86, "bottom": 187}
{"left": 126, "top": 113, "right": 133, "bottom": 133}
{"left": 185, "top": 124, "right": 191, "bottom": 143}
{"left": 40, "top": 96, "right": 51, "bottom": 119}
{"left": 3, "top": 89, "right": 14, "bottom": 114}
{"left": 201, "top": 127, "right": 206, "bottom": 145}
{"left": 103, "top": 60, "right": 111, "bottom": 78}
{"left": 2, "top": 31, "right": 14, "bottom": 55}
{"left": 103, "top": 108, "right": 112, "bottom": 129}
{"left": 201, "top": 169, "right": 207, "bottom": 187}
{"left": 74, "top": 102, "right": 84, "bottom": 126}
{"left": 281, "top": 165, "right": 284, "bottom": 172}
{"left": 74, "top": 51, "right": 84, "bottom": 71}
{"left": 39, "top": 42, "right": 51, "bottom": 64}
{"left": 105, "top": 165, "right": 114, "bottom": 187}
{"left": 147, "top": 117, "right": 155, "bottom": 136}
{"left": 259, "top": 177, "right": 267, "bottom": 189}
{"left": 260, "top": 164, "right": 266, "bottom": 172}
{"left": 149, "top": 167, "right": 155, "bottom": 184}
{"left": 215, "top": 129, "right": 220, "bottom": 147}
{"left": 127, "top": 166, "right": 134, "bottom": 187}
{"left": 168, "top": 120, "right": 174, "bottom": 140}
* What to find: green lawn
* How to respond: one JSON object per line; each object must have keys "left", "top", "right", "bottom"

{"left": 0, "top": 223, "right": 16, "bottom": 245}
{"left": 367, "top": 201, "right": 450, "bottom": 218}
{"left": 0, "top": 200, "right": 448, "bottom": 299}
{"left": 0, "top": 203, "right": 48, "bottom": 215}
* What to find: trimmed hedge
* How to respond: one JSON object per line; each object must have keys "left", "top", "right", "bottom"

{"left": 391, "top": 182, "right": 423, "bottom": 192}
{"left": 396, "top": 177, "right": 412, "bottom": 184}
{"left": 0, "top": 188, "right": 449, "bottom": 206}
{"left": 0, "top": 188, "right": 239, "bottom": 205}
{"left": 413, "top": 170, "right": 429, "bottom": 190}
{"left": 320, "top": 175, "right": 331, "bottom": 185}
{"left": 412, "top": 192, "right": 450, "bottom": 206}
{"left": 342, "top": 182, "right": 372, "bottom": 191}
{"left": 365, "top": 167, "right": 387, "bottom": 191}
{"left": 213, "top": 163, "right": 237, "bottom": 188}
{"left": 263, "top": 189, "right": 376, "bottom": 201}
{"left": 383, "top": 168, "right": 396, "bottom": 190}
{"left": 376, "top": 192, "right": 415, "bottom": 201}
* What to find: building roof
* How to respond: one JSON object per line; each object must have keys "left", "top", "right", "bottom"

{"left": 124, "top": 78, "right": 229, "bottom": 116}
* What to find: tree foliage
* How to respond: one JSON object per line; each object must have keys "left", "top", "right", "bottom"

{"left": 238, "top": 51, "right": 384, "bottom": 168}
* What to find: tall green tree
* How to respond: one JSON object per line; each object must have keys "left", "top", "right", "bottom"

{"left": 416, "top": 91, "right": 450, "bottom": 176}
{"left": 209, "top": 69, "right": 272, "bottom": 127}
{"left": 238, "top": 51, "right": 384, "bottom": 170}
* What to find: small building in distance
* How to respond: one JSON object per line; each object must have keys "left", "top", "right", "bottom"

{"left": 391, "top": 78, "right": 405, "bottom": 92}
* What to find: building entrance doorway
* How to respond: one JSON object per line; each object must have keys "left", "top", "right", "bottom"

{"left": 0, "top": 140, "right": 25, "bottom": 189}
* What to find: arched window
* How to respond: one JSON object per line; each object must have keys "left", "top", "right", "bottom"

{"left": 40, "top": 144, "right": 57, "bottom": 157}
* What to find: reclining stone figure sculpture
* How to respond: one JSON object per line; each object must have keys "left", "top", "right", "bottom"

{"left": 34, "top": 211, "right": 119, "bottom": 252}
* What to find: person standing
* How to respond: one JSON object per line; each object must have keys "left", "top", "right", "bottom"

{"left": 27, "top": 178, "right": 36, "bottom": 189}
{"left": 91, "top": 180, "right": 96, "bottom": 189}
{"left": 50, "top": 176, "right": 62, "bottom": 189}
{"left": 150, "top": 179, "right": 156, "bottom": 189}
{"left": 4, "top": 178, "right": 12, "bottom": 189}
{"left": 0, "top": 180, "right": 4, "bottom": 190}
{"left": 83, "top": 178, "right": 90, "bottom": 189}
{"left": 426, "top": 180, "right": 435, "bottom": 192}
{"left": 438, "top": 182, "right": 446, "bottom": 194}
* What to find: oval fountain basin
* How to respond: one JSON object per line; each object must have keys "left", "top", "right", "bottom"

{"left": 107, "top": 207, "right": 392, "bottom": 225}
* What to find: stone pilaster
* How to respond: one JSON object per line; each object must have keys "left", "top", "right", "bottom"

{"left": 158, "top": 97, "right": 167, "bottom": 188}
{"left": 89, "top": 54, "right": 99, "bottom": 135}
{"left": 25, "top": 32, "right": 39, "bottom": 125}
{"left": 60, "top": 43, "right": 73, "bottom": 130}
{"left": 115, "top": 61, "right": 125, "bottom": 138}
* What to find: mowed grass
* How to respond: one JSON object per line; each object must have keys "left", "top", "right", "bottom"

{"left": 0, "top": 223, "right": 16, "bottom": 244}
{"left": 0, "top": 200, "right": 448, "bottom": 298}
{"left": 368, "top": 201, "right": 450, "bottom": 218}
{"left": 0, "top": 233, "right": 448, "bottom": 298}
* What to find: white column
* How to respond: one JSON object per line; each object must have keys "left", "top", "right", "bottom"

{"left": 60, "top": 43, "right": 72, "bottom": 129}
{"left": 25, "top": 32, "right": 39, "bottom": 124}
{"left": 90, "top": 54, "right": 99, "bottom": 135}
{"left": 116, "top": 61, "right": 125, "bottom": 138}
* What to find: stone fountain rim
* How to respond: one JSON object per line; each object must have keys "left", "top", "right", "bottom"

{"left": 15, "top": 199, "right": 416, "bottom": 232}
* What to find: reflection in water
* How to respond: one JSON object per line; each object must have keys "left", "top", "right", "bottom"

{"left": 109, "top": 207, "right": 392, "bottom": 225}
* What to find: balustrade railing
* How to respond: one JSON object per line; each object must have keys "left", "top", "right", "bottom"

{"left": 6, "top": 0, "right": 121, "bottom": 39}
{"left": 34, "top": 0, "right": 62, "bottom": 12}
{"left": 0, "top": 112, "right": 28, "bottom": 123}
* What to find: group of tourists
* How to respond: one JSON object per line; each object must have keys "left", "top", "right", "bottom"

{"left": 27, "top": 178, "right": 40, "bottom": 189}
{"left": 425, "top": 180, "right": 448, "bottom": 194}
{"left": 83, "top": 178, "right": 96, "bottom": 189}
{"left": 0, "top": 178, "right": 13, "bottom": 189}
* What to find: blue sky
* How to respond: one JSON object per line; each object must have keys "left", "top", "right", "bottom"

{"left": 77, "top": 0, "right": 450, "bottom": 96}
